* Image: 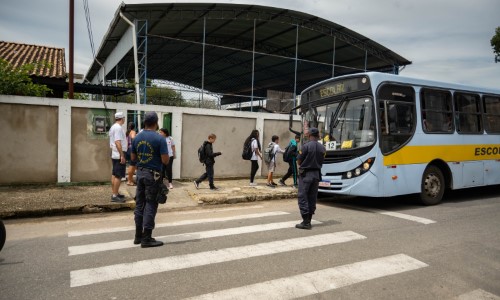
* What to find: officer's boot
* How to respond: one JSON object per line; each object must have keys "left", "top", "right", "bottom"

{"left": 295, "top": 214, "right": 312, "bottom": 230}
{"left": 307, "top": 213, "right": 313, "bottom": 229}
{"left": 133, "top": 226, "right": 143, "bottom": 245}
{"left": 141, "top": 229, "right": 164, "bottom": 248}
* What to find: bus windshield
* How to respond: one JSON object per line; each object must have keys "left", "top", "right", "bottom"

{"left": 302, "top": 97, "right": 375, "bottom": 151}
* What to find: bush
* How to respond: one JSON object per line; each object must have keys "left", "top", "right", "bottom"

{"left": 0, "top": 58, "right": 52, "bottom": 97}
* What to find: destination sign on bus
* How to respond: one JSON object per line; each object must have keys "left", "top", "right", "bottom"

{"left": 320, "top": 83, "right": 346, "bottom": 98}
{"left": 305, "top": 77, "right": 370, "bottom": 103}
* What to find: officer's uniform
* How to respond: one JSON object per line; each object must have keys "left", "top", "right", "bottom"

{"left": 296, "top": 127, "right": 325, "bottom": 229}
{"left": 131, "top": 111, "right": 168, "bottom": 247}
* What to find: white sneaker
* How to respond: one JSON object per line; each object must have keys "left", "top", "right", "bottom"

{"left": 249, "top": 182, "right": 258, "bottom": 186}
{"left": 168, "top": 183, "right": 174, "bottom": 189}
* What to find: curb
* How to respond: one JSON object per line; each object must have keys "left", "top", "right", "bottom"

{"left": 0, "top": 202, "right": 135, "bottom": 219}
{"left": 197, "top": 190, "right": 298, "bottom": 205}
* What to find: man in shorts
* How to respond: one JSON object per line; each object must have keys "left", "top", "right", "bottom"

{"left": 109, "top": 111, "right": 127, "bottom": 203}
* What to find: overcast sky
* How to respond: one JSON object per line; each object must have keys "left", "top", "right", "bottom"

{"left": 1, "top": 0, "right": 499, "bottom": 88}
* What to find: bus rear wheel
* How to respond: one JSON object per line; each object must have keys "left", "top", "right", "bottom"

{"left": 420, "top": 165, "right": 444, "bottom": 205}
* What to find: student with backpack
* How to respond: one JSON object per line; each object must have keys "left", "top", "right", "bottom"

{"left": 264, "top": 135, "right": 285, "bottom": 188}
{"left": 243, "top": 130, "right": 262, "bottom": 186}
{"left": 279, "top": 134, "right": 300, "bottom": 187}
{"left": 194, "top": 133, "right": 221, "bottom": 190}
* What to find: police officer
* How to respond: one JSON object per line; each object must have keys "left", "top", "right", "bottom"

{"left": 131, "top": 111, "right": 169, "bottom": 247}
{"left": 296, "top": 127, "right": 325, "bottom": 230}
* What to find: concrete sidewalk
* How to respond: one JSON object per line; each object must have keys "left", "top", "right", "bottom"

{"left": 0, "top": 179, "right": 298, "bottom": 218}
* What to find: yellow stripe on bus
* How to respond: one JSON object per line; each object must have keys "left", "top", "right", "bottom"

{"left": 383, "top": 144, "right": 500, "bottom": 166}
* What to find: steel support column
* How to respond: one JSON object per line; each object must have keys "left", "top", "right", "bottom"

{"left": 201, "top": 17, "right": 206, "bottom": 108}
{"left": 364, "top": 50, "right": 368, "bottom": 71}
{"left": 293, "top": 24, "right": 299, "bottom": 109}
{"left": 332, "top": 36, "right": 336, "bottom": 77}
{"left": 251, "top": 19, "right": 256, "bottom": 112}
{"left": 136, "top": 19, "right": 148, "bottom": 104}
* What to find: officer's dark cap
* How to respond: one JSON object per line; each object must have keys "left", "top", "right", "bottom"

{"left": 309, "top": 127, "right": 319, "bottom": 137}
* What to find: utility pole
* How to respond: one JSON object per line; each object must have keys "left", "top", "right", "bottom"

{"left": 69, "top": 0, "right": 74, "bottom": 99}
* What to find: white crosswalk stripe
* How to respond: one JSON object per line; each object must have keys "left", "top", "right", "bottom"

{"left": 70, "top": 231, "right": 367, "bottom": 287}
{"left": 68, "top": 220, "right": 322, "bottom": 256}
{"left": 368, "top": 208, "right": 436, "bottom": 224}
{"left": 185, "top": 254, "right": 428, "bottom": 300}
{"left": 67, "top": 211, "right": 289, "bottom": 237}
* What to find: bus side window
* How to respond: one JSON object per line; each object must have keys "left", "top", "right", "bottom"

{"left": 455, "top": 92, "right": 482, "bottom": 134}
{"left": 421, "top": 89, "right": 453, "bottom": 134}
{"left": 483, "top": 96, "right": 500, "bottom": 133}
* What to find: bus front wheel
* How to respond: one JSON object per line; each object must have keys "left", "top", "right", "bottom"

{"left": 420, "top": 165, "right": 444, "bottom": 205}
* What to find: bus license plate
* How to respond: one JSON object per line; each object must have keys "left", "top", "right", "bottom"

{"left": 318, "top": 181, "right": 331, "bottom": 188}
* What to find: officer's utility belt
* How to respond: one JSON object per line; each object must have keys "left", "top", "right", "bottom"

{"left": 138, "top": 167, "right": 162, "bottom": 181}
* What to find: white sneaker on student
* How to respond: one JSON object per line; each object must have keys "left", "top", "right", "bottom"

{"left": 249, "top": 182, "right": 258, "bottom": 186}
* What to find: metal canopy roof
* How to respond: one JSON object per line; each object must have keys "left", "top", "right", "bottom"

{"left": 85, "top": 3, "right": 411, "bottom": 106}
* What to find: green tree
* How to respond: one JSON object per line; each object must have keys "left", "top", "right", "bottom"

{"left": 64, "top": 92, "right": 90, "bottom": 100}
{"left": 491, "top": 27, "right": 500, "bottom": 56}
{"left": 0, "top": 58, "right": 52, "bottom": 96}
{"left": 115, "top": 79, "right": 218, "bottom": 108}
{"left": 119, "top": 79, "right": 187, "bottom": 106}
{"left": 146, "top": 86, "right": 185, "bottom": 106}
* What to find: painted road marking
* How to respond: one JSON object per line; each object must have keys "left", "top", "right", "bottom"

{"left": 185, "top": 254, "right": 428, "bottom": 300}
{"left": 68, "top": 220, "right": 322, "bottom": 256}
{"left": 67, "top": 211, "right": 289, "bottom": 237}
{"left": 70, "top": 231, "right": 366, "bottom": 287}
{"left": 65, "top": 206, "right": 265, "bottom": 225}
{"left": 368, "top": 209, "right": 436, "bottom": 224}
{"left": 456, "top": 289, "right": 500, "bottom": 300}
{"left": 174, "top": 205, "right": 264, "bottom": 214}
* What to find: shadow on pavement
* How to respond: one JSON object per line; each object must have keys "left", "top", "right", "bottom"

{"left": 317, "top": 184, "right": 500, "bottom": 212}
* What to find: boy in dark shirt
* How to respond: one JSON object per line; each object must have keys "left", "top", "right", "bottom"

{"left": 194, "top": 133, "right": 221, "bottom": 190}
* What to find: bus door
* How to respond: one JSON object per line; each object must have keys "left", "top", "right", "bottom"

{"left": 377, "top": 84, "right": 417, "bottom": 194}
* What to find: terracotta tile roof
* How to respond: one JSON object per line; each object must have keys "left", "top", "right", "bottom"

{"left": 0, "top": 41, "right": 66, "bottom": 79}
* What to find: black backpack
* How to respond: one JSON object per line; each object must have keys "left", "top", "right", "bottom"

{"left": 242, "top": 140, "right": 253, "bottom": 160}
{"left": 198, "top": 142, "right": 207, "bottom": 163}
{"left": 283, "top": 145, "right": 291, "bottom": 162}
{"left": 283, "top": 143, "right": 297, "bottom": 163}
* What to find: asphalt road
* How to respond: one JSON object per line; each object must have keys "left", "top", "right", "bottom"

{"left": 1, "top": 186, "right": 499, "bottom": 300}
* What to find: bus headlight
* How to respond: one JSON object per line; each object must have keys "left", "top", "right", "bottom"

{"left": 342, "top": 157, "right": 375, "bottom": 179}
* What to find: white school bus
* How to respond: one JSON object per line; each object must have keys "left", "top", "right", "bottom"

{"left": 290, "top": 72, "right": 500, "bottom": 205}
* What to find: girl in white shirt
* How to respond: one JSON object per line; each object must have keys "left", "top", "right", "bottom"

{"left": 159, "top": 128, "right": 176, "bottom": 189}
{"left": 244, "top": 130, "right": 262, "bottom": 186}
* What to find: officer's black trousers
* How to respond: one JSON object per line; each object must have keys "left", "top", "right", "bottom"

{"left": 297, "top": 172, "right": 319, "bottom": 215}
{"left": 135, "top": 169, "right": 160, "bottom": 230}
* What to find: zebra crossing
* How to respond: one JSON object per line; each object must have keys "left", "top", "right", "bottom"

{"left": 67, "top": 210, "right": 429, "bottom": 297}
